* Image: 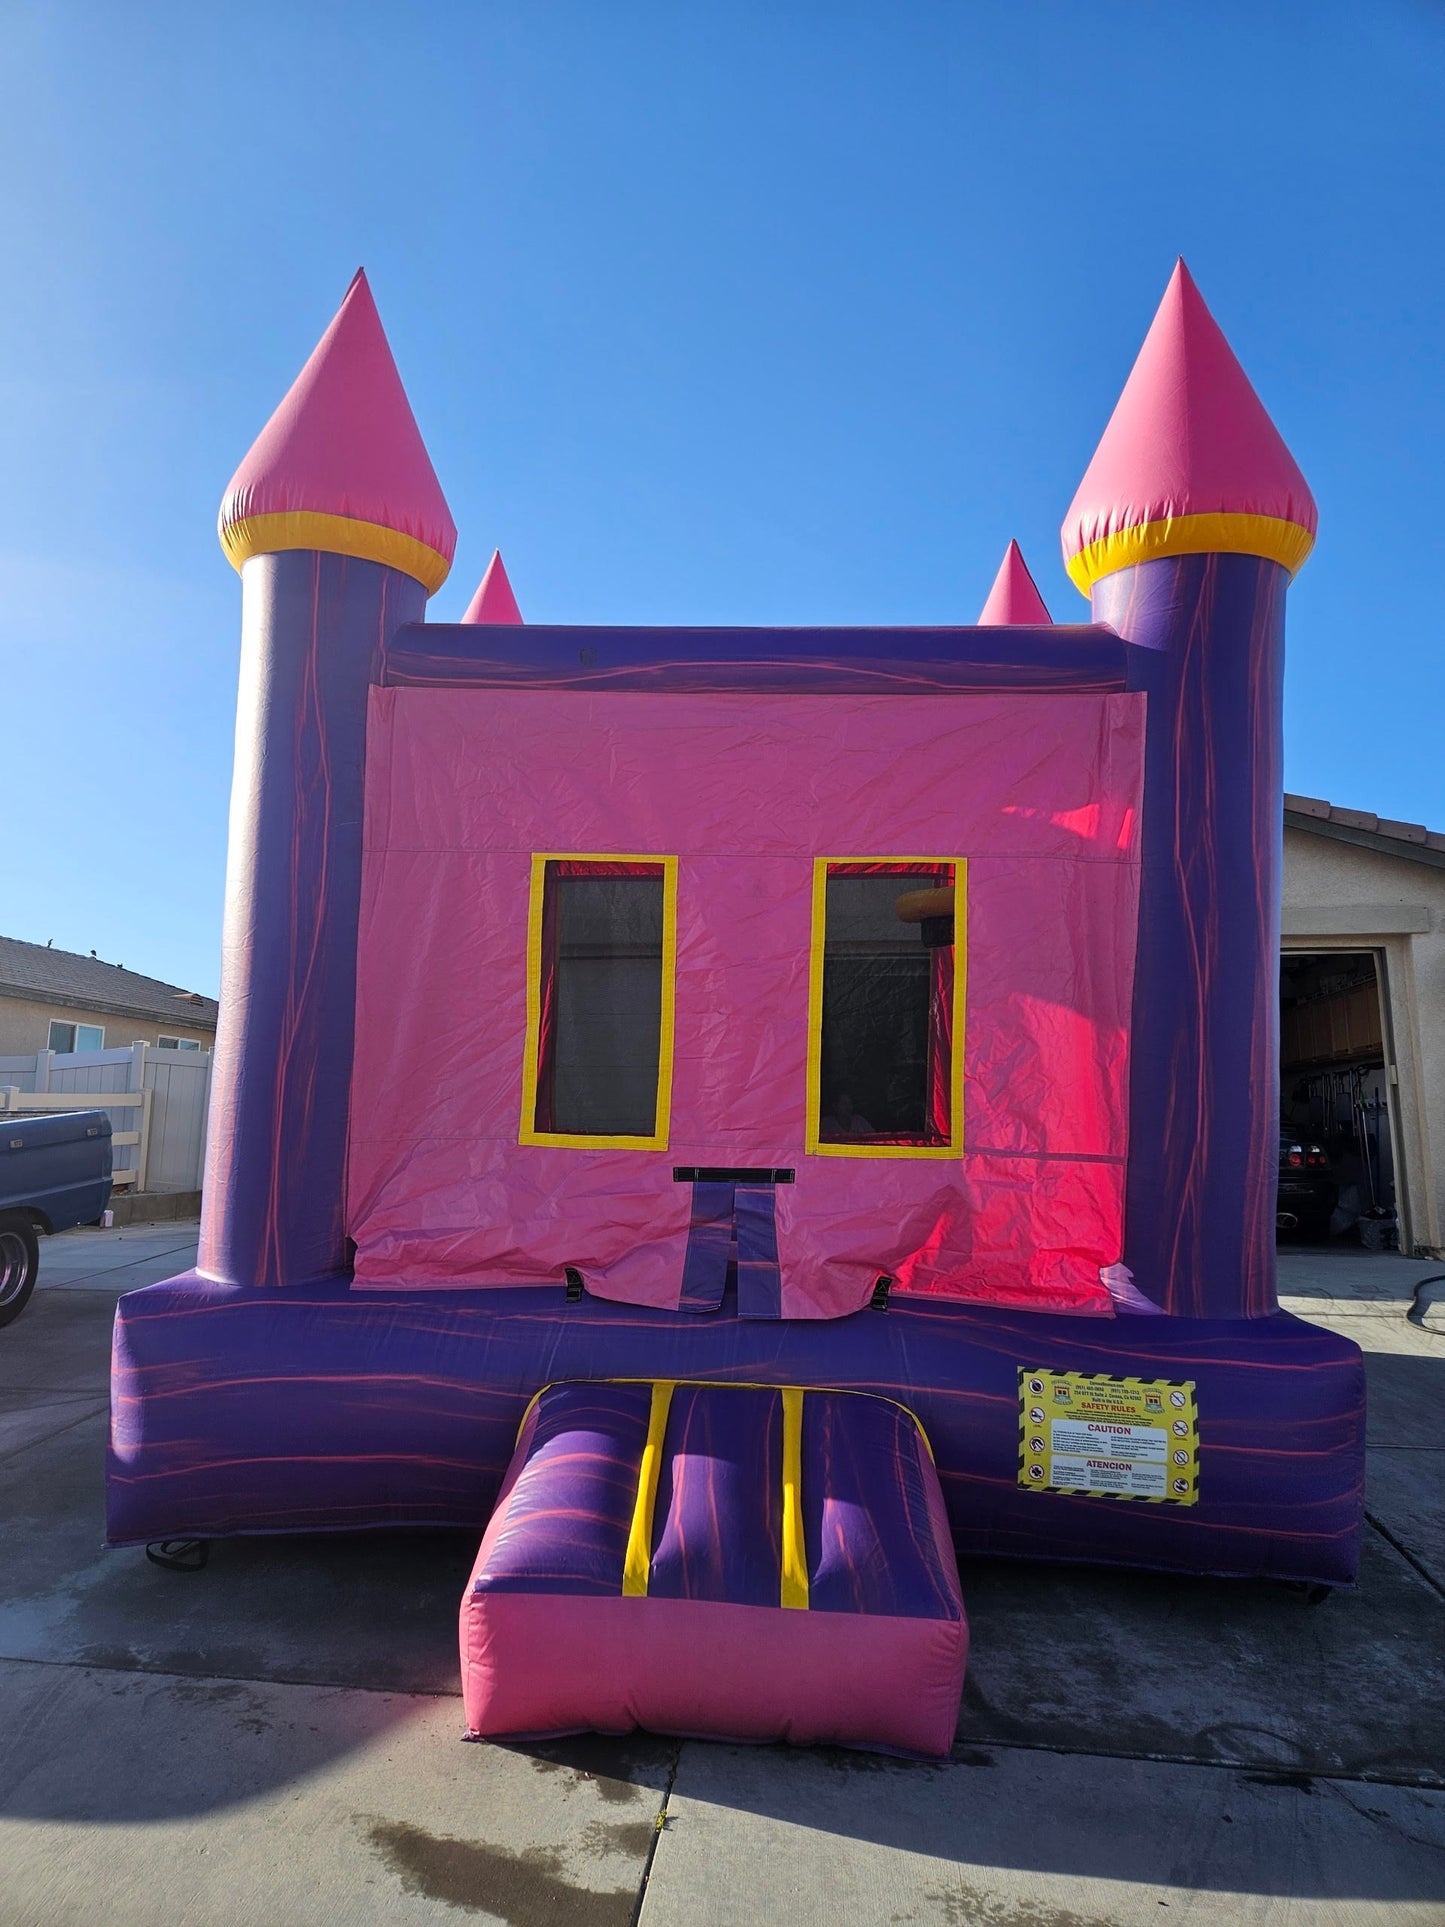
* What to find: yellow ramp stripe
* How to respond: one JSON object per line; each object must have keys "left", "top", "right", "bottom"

{"left": 780, "top": 1387, "right": 809, "bottom": 1610}
{"left": 622, "top": 1381, "right": 674, "bottom": 1598}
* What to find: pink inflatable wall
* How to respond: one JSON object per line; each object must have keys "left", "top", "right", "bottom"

{"left": 348, "top": 684, "right": 1144, "bottom": 1316}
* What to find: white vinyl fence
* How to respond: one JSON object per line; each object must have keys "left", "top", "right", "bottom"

{"left": 0, "top": 1041, "right": 211, "bottom": 1193}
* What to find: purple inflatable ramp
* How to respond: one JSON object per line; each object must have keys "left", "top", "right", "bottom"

{"left": 460, "top": 1380, "right": 967, "bottom": 1756}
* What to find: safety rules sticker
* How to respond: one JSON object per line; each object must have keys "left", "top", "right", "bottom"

{"left": 1018, "top": 1370, "right": 1198, "bottom": 1505}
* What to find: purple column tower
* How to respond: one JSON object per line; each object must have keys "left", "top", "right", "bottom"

{"left": 202, "top": 272, "right": 456, "bottom": 1289}
{"left": 1061, "top": 263, "right": 1318, "bottom": 1320}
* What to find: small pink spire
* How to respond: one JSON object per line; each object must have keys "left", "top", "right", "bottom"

{"left": 1061, "top": 260, "right": 1316, "bottom": 594}
{"left": 218, "top": 269, "right": 457, "bottom": 593}
{"left": 461, "top": 550, "right": 524, "bottom": 624}
{"left": 977, "top": 541, "right": 1052, "bottom": 625}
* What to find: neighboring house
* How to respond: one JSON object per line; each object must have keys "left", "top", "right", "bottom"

{"left": 0, "top": 936, "right": 218, "bottom": 1057}
{"left": 1282, "top": 796, "right": 1445, "bottom": 1257}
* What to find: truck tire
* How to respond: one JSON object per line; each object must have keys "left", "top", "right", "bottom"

{"left": 0, "top": 1213, "right": 39, "bottom": 1328}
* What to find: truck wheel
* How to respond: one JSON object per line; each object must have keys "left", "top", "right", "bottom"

{"left": 0, "top": 1214, "right": 39, "bottom": 1328}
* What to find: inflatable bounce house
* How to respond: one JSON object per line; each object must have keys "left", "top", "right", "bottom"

{"left": 107, "top": 262, "right": 1362, "bottom": 1755}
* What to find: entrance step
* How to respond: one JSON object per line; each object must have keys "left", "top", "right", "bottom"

{"left": 460, "top": 1379, "right": 967, "bottom": 1756}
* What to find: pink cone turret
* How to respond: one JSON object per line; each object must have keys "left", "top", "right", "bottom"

{"left": 977, "top": 541, "right": 1052, "bottom": 625}
{"left": 461, "top": 550, "right": 524, "bottom": 624}
{"left": 218, "top": 269, "right": 457, "bottom": 595}
{"left": 1061, "top": 260, "right": 1316, "bottom": 596}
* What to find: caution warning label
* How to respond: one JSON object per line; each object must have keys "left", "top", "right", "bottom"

{"left": 1018, "top": 1369, "right": 1198, "bottom": 1505}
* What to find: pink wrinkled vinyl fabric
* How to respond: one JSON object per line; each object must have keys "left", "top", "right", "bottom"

{"left": 1060, "top": 260, "right": 1317, "bottom": 569}
{"left": 462, "top": 1592, "right": 966, "bottom": 1754}
{"left": 348, "top": 687, "right": 1144, "bottom": 1316}
{"left": 217, "top": 270, "right": 457, "bottom": 566}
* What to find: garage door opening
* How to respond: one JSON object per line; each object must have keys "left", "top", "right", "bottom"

{"left": 1279, "top": 950, "right": 1401, "bottom": 1249}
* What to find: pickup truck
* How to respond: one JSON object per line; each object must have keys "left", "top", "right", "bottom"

{"left": 0, "top": 1110, "right": 113, "bottom": 1327}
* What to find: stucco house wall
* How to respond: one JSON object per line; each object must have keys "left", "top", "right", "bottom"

{"left": 0, "top": 995, "right": 214, "bottom": 1057}
{"left": 1282, "top": 820, "right": 1445, "bottom": 1256}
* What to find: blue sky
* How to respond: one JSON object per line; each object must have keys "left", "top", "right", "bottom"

{"left": 3, "top": 2, "right": 1442, "bottom": 997}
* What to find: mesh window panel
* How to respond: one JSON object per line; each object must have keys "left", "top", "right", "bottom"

{"left": 819, "top": 869, "right": 952, "bottom": 1146}
{"left": 539, "top": 869, "right": 665, "bottom": 1137}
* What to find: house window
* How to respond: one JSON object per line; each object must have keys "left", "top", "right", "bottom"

{"left": 519, "top": 855, "right": 678, "bottom": 1150}
{"left": 48, "top": 1021, "right": 104, "bottom": 1053}
{"left": 806, "top": 859, "right": 965, "bottom": 1159}
{"left": 157, "top": 1036, "right": 202, "bottom": 1051}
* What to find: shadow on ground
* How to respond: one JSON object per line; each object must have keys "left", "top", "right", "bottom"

{"left": 642, "top": 1740, "right": 1445, "bottom": 1920}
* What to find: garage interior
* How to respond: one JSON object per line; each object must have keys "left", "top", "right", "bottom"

{"left": 1279, "top": 949, "right": 1399, "bottom": 1248}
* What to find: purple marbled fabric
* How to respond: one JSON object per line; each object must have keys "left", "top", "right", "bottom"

{"left": 108, "top": 1276, "right": 1364, "bottom": 1586}
{"left": 471, "top": 1380, "right": 959, "bottom": 1621}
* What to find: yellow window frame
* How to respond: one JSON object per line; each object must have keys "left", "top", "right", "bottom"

{"left": 518, "top": 852, "right": 679, "bottom": 1151}
{"left": 805, "top": 855, "right": 967, "bottom": 1160}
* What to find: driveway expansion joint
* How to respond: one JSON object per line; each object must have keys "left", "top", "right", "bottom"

{"left": 1365, "top": 1509, "right": 1445, "bottom": 1602}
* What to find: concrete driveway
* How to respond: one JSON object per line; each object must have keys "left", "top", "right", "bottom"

{"left": 0, "top": 1224, "right": 1441, "bottom": 1924}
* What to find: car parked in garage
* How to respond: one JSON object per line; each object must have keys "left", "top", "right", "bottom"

{"left": 1277, "top": 1133, "right": 1336, "bottom": 1241}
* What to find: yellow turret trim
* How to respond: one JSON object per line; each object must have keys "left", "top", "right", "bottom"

{"left": 220, "top": 510, "right": 452, "bottom": 595}
{"left": 1066, "top": 511, "right": 1315, "bottom": 597}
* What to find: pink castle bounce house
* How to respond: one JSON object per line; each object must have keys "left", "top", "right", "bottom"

{"left": 107, "top": 264, "right": 1361, "bottom": 1755}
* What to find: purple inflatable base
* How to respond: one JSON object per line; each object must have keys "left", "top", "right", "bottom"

{"left": 107, "top": 1275, "right": 1365, "bottom": 1588}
